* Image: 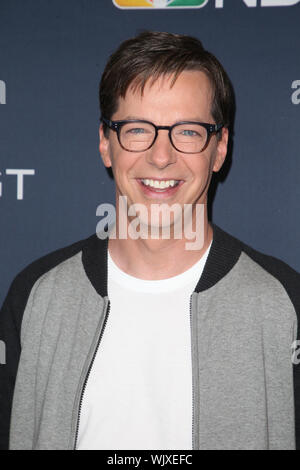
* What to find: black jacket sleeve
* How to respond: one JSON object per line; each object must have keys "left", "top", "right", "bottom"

{"left": 0, "top": 274, "right": 24, "bottom": 450}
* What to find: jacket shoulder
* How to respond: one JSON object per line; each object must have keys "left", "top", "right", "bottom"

{"left": 1, "top": 234, "right": 98, "bottom": 334}
{"left": 239, "top": 238, "right": 300, "bottom": 314}
{"left": 209, "top": 224, "right": 300, "bottom": 313}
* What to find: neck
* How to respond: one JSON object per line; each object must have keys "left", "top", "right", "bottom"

{"left": 108, "top": 205, "right": 213, "bottom": 280}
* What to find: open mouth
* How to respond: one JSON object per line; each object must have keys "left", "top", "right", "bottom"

{"left": 140, "top": 179, "right": 181, "bottom": 190}
{"left": 137, "top": 178, "right": 184, "bottom": 198}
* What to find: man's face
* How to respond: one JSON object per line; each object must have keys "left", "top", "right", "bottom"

{"left": 99, "top": 70, "right": 228, "bottom": 228}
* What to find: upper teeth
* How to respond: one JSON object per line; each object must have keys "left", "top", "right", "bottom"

{"left": 141, "top": 179, "right": 179, "bottom": 189}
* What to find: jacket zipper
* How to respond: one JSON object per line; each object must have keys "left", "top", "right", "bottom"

{"left": 73, "top": 299, "right": 111, "bottom": 450}
{"left": 190, "top": 293, "right": 195, "bottom": 451}
{"left": 73, "top": 295, "right": 194, "bottom": 449}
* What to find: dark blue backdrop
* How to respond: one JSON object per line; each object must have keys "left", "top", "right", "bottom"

{"left": 0, "top": 0, "right": 299, "bottom": 307}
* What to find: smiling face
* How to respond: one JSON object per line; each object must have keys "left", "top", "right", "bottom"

{"left": 99, "top": 70, "right": 228, "bottom": 231}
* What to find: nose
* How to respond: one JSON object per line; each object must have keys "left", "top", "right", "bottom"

{"left": 146, "top": 129, "right": 177, "bottom": 169}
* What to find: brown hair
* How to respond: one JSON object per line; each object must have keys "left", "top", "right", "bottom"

{"left": 99, "top": 31, "right": 233, "bottom": 136}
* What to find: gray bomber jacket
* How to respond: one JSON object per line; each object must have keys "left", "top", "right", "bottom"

{"left": 0, "top": 224, "right": 299, "bottom": 450}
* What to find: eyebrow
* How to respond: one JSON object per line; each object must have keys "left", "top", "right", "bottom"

{"left": 120, "top": 115, "right": 209, "bottom": 123}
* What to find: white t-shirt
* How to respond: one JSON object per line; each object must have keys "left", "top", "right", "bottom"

{"left": 77, "top": 242, "right": 212, "bottom": 450}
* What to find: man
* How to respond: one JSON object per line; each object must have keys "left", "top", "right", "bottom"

{"left": 0, "top": 31, "right": 299, "bottom": 450}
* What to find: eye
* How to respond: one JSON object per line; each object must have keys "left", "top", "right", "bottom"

{"left": 181, "top": 129, "right": 198, "bottom": 137}
{"left": 173, "top": 124, "right": 206, "bottom": 141}
{"left": 175, "top": 128, "right": 201, "bottom": 138}
{"left": 126, "top": 127, "right": 150, "bottom": 135}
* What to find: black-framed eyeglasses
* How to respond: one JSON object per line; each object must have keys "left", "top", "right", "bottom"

{"left": 101, "top": 117, "right": 223, "bottom": 154}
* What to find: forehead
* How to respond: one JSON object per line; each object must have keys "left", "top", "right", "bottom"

{"left": 114, "top": 70, "right": 214, "bottom": 121}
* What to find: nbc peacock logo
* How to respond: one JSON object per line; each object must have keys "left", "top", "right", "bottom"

{"left": 113, "top": 0, "right": 209, "bottom": 9}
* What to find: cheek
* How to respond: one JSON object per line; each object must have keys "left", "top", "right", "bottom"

{"left": 184, "top": 155, "right": 212, "bottom": 180}
{"left": 109, "top": 149, "right": 140, "bottom": 182}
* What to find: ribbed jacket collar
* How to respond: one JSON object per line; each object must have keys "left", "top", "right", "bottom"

{"left": 82, "top": 224, "right": 243, "bottom": 298}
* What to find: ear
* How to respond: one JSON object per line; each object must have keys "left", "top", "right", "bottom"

{"left": 99, "top": 124, "right": 112, "bottom": 168}
{"left": 212, "top": 127, "right": 229, "bottom": 173}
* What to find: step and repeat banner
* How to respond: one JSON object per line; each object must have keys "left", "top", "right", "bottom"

{"left": 0, "top": 0, "right": 299, "bottom": 306}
